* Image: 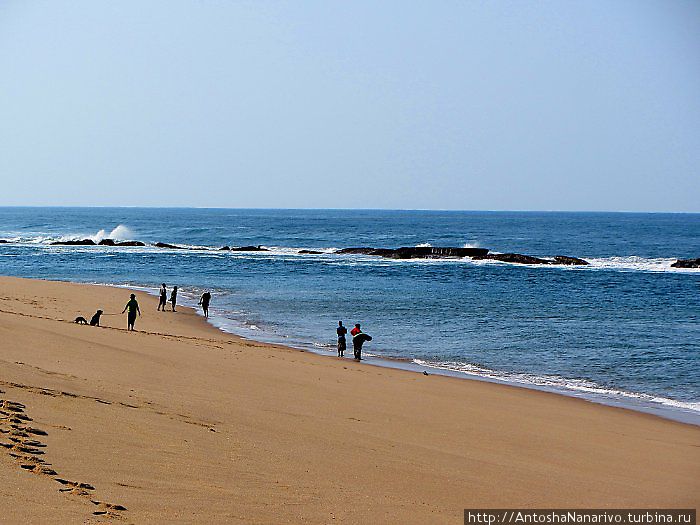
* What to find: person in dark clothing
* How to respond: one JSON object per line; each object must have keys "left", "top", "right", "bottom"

{"left": 199, "top": 291, "right": 211, "bottom": 318}
{"left": 351, "top": 323, "right": 372, "bottom": 361}
{"left": 170, "top": 286, "right": 178, "bottom": 312}
{"left": 158, "top": 283, "right": 167, "bottom": 311}
{"left": 336, "top": 321, "right": 347, "bottom": 357}
{"left": 121, "top": 294, "right": 141, "bottom": 331}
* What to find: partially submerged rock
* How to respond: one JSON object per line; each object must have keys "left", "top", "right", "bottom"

{"left": 229, "top": 245, "right": 269, "bottom": 252}
{"left": 336, "top": 247, "right": 489, "bottom": 259}
{"left": 50, "top": 239, "right": 96, "bottom": 246}
{"left": 671, "top": 258, "right": 700, "bottom": 268}
{"left": 473, "top": 253, "right": 550, "bottom": 265}
{"left": 98, "top": 239, "right": 144, "bottom": 246}
{"left": 473, "top": 253, "right": 589, "bottom": 265}
{"left": 553, "top": 255, "right": 589, "bottom": 265}
{"left": 298, "top": 250, "right": 323, "bottom": 255}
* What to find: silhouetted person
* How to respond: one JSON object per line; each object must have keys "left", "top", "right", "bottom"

{"left": 158, "top": 283, "right": 167, "bottom": 311}
{"left": 351, "top": 323, "right": 372, "bottom": 361}
{"left": 336, "top": 321, "right": 347, "bottom": 357}
{"left": 122, "top": 294, "right": 141, "bottom": 331}
{"left": 199, "top": 291, "right": 211, "bottom": 318}
{"left": 170, "top": 286, "right": 178, "bottom": 312}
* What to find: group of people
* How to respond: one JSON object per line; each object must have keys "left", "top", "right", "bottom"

{"left": 119, "top": 285, "right": 212, "bottom": 331}
{"left": 336, "top": 321, "right": 372, "bottom": 361}
{"left": 119, "top": 290, "right": 371, "bottom": 362}
{"left": 157, "top": 283, "right": 178, "bottom": 312}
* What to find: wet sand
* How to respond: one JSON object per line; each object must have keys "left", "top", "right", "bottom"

{"left": 0, "top": 276, "right": 698, "bottom": 523}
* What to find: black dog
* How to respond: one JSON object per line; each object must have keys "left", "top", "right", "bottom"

{"left": 89, "top": 310, "right": 103, "bottom": 327}
{"left": 74, "top": 316, "right": 88, "bottom": 325}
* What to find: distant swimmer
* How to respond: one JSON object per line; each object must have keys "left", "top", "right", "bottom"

{"left": 199, "top": 291, "right": 211, "bottom": 318}
{"left": 121, "top": 294, "right": 141, "bottom": 331}
{"left": 158, "top": 283, "right": 167, "bottom": 311}
{"left": 351, "top": 323, "right": 372, "bottom": 361}
{"left": 336, "top": 321, "right": 347, "bottom": 357}
{"left": 170, "top": 286, "right": 178, "bottom": 312}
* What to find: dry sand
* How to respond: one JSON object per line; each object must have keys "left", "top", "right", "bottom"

{"left": 0, "top": 276, "right": 697, "bottom": 524}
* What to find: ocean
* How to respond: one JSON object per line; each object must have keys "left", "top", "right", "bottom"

{"left": 0, "top": 207, "right": 698, "bottom": 423}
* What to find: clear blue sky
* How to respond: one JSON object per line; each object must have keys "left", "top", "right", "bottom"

{"left": 1, "top": 1, "right": 698, "bottom": 211}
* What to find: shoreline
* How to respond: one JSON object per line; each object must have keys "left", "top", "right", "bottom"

{"left": 0, "top": 276, "right": 698, "bottom": 522}
{"left": 98, "top": 280, "right": 700, "bottom": 427}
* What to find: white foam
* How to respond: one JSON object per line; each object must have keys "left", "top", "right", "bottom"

{"left": 412, "top": 359, "right": 700, "bottom": 414}
{"left": 89, "top": 224, "right": 134, "bottom": 243}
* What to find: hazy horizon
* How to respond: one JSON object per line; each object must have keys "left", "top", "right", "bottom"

{"left": 1, "top": 1, "right": 698, "bottom": 212}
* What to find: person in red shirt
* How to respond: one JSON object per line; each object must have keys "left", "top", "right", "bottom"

{"left": 351, "top": 323, "right": 372, "bottom": 360}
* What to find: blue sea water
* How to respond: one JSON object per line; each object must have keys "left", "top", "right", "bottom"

{"left": 0, "top": 207, "right": 698, "bottom": 423}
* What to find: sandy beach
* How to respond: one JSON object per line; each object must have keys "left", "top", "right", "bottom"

{"left": 0, "top": 276, "right": 697, "bottom": 523}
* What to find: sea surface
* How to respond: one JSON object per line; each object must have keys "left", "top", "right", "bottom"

{"left": 0, "top": 207, "right": 698, "bottom": 423}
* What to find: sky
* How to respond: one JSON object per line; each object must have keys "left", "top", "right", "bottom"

{"left": 0, "top": 1, "right": 698, "bottom": 211}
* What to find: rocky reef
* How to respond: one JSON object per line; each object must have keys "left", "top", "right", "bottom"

{"left": 218, "top": 245, "right": 269, "bottom": 252}
{"left": 336, "top": 247, "right": 489, "bottom": 259}
{"left": 671, "top": 258, "right": 700, "bottom": 268}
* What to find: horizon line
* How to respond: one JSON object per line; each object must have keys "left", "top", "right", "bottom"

{"left": 0, "top": 205, "right": 698, "bottom": 214}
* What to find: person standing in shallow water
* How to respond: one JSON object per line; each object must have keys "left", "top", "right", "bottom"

{"left": 336, "top": 321, "right": 347, "bottom": 357}
{"left": 122, "top": 293, "right": 141, "bottom": 331}
{"left": 351, "top": 323, "right": 372, "bottom": 361}
{"left": 157, "top": 283, "right": 167, "bottom": 311}
{"left": 199, "top": 291, "right": 211, "bottom": 319}
{"left": 170, "top": 286, "right": 178, "bottom": 312}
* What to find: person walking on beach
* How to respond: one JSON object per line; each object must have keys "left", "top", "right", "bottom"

{"left": 336, "top": 321, "right": 347, "bottom": 357}
{"left": 170, "top": 286, "right": 178, "bottom": 312}
{"left": 199, "top": 291, "right": 211, "bottom": 319}
{"left": 158, "top": 283, "right": 167, "bottom": 311}
{"left": 122, "top": 293, "right": 141, "bottom": 331}
{"left": 351, "top": 323, "right": 372, "bottom": 361}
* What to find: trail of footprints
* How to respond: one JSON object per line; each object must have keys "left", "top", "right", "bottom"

{"left": 0, "top": 394, "right": 127, "bottom": 519}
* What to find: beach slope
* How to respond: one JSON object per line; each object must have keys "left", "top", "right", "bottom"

{"left": 0, "top": 276, "right": 697, "bottom": 523}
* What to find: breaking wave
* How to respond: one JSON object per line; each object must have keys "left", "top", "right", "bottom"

{"left": 412, "top": 359, "right": 700, "bottom": 416}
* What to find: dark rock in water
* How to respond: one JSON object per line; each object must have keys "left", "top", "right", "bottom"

{"left": 298, "top": 250, "right": 323, "bottom": 255}
{"left": 219, "top": 246, "right": 231, "bottom": 251}
{"left": 154, "top": 241, "right": 209, "bottom": 250}
{"left": 0, "top": 239, "right": 8, "bottom": 243}
{"left": 671, "top": 258, "right": 700, "bottom": 268}
{"left": 229, "top": 245, "right": 269, "bottom": 252}
{"left": 100, "top": 239, "right": 145, "bottom": 247}
{"left": 473, "top": 253, "right": 551, "bottom": 265}
{"left": 553, "top": 255, "right": 589, "bottom": 266}
{"left": 391, "top": 247, "right": 489, "bottom": 259}
{"left": 336, "top": 247, "right": 489, "bottom": 259}
{"left": 336, "top": 247, "right": 393, "bottom": 256}
{"left": 50, "top": 239, "right": 96, "bottom": 246}
{"left": 472, "top": 253, "right": 589, "bottom": 265}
